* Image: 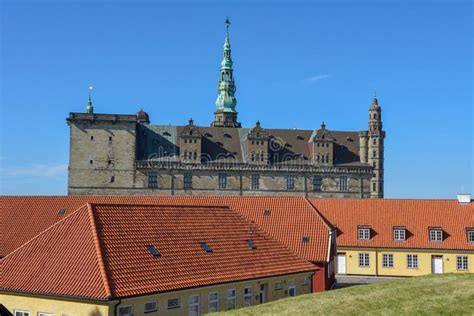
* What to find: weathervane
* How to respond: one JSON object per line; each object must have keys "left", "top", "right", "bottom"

{"left": 225, "top": 16, "right": 231, "bottom": 32}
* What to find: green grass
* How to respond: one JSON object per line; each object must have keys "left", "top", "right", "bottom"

{"left": 217, "top": 274, "right": 474, "bottom": 316}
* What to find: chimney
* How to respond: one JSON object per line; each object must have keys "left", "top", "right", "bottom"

{"left": 457, "top": 194, "right": 471, "bottom": 204}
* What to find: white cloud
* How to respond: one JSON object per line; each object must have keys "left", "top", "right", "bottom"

{"left": 1, "top": 164, "right": 68, "bottom": 178}
{"left": 305, "top": 74, "right": 330, "bottom": 83}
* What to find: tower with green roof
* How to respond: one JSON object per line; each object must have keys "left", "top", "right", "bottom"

{"left": 211, "top": 17, "right": 241, "bottom": 128}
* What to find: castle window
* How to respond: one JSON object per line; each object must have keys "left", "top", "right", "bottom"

{"left": 372, "top": 182, "right": 376, "bottom": 192}
{"left": 184, "top": 173, "right": 192, "bottom": 190}
{"left": 109, "top": 136, "right": 112, "bottom": 142}
{"left": 148, "top": 172, "right": 158, "bottom": 189}
{"left": 317, "top": 143, "right": 320, "bottom": 147}
{"left": 316, "top": 155, "right": 320, "bottom": 163}
{"left": 373, "top": 161, "right": 377, "bottom": 168}
{"left": 89, "top": 160, "right": 93, "bottom": 165}
{"left": 373, "top": 150, "right": 377, "bottom": 158}
{"left": 251, "top": 174, "right": 260, "bottom": 190}
{"left": 218, "top": 173, "right": 227, "bottom": 189}
{"left": 373, "top": 138, "right": 377, "bottom": 145}
{"left": 184, "top": 139, "right": 187, "bottom": 143}
{"left": 250, "top": 152, "right": 255, "bottom": 161}
{"left": 90, "top": 135, "right": 94, "bottom": 141}
{"left": 261, "top": 153, "right": 264, "bottom": 162}
{"left": 286, "top": 175, "right": 296, "bottom": 191}
{"left": 193, "top": 151, "right": 197, "bottom": 160}
{"left": 313, "top": 175, "right": 322, "bottom": 192}
{"left": 110, "top": 176, "right": 115, "bottom": 183}
{"left": 339, "top": 176, "right": 348, "bottom": 192}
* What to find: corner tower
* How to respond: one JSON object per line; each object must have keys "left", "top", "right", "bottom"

{"left": 211, "top": 17, "right": 241, "bottom": 128}
{"left": 367, "top": 96, "right": 385, "bottom": 198}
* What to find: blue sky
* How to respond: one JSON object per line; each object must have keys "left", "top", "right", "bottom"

{"left": 1, "top": 0, "right": 472, "bottom": 197}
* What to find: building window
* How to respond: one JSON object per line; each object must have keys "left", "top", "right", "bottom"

{"left": 358, "top": 227, "right": 371, "bottom": 240}
{"left": 359, "top": 252, "right": 370, "bottom": 267}
{"left": 313, "top": 175, "right": 322, "bottom": 192}
{"left": 110, "top": 176, "right": 115, "bottom": 183}
{"left": 274, "top": 282, "right": 284, "bottom": 290}
{"left": 244, "top": 286, "right": 253, "bottom": 307}
{"left": 372, "top": 182, "right": 376, "bottom": 192}
{"left": 226, "top": 289, "right": 236, "bottom": 310}
{"left": 339, "top": 176, "right": 348, "bottom": 191}
{"left": 148, "top": 172, "right": 158, "bottom": 189}
{"left": 144, "top": 301, "right": 158, "bottom": 313}
{"left": 14, "top": 311, "right": 30, "bottom": 316}
{"left": 184, "top": 173, "right": 192, "bottom": 190}
{"left": 393, "top": 227, "right": 406, "bottom": 241}
{"left": 167, "top": 298, "right": 180, "bottom": 309}
{"left": 382, "top": 253, "right": 394, "bottom": 268}
{"left": 373, "top": 138, "right": 377, "bottom": 145}
{"left": 407, "top": 254, "right": 418, "bottom": 269}
{"left": 456, "top": 256, "right": 468, "bottom": 271}
{"left": 467, "top": 229, "right": 474, "bottom": 243}
{"left": 208, "top": 292, "right": 219, "bottom": 313}
{"left": 189, "top": 295, "right": 200, "bottom": 316}
{"left": 429, "top": 228, "right": 443, "bottom": 242}
{"left": 218, "top": 173, "right": 227, "bottom": 189}
{"left": 286, "top": 175, "right": 295, "bottom": 191}
{"left": 90, "top": 135, "right": 94, "bottom": 140}
{"left": 251, "top": 174, "right": 260, "bottom": 190}
{"left": 118, "top": 305, "right": 133, "bottom": 316}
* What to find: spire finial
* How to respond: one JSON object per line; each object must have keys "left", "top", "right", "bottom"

{"left": 86, "top": 86, "right": 94, "bottom": 114}
{"left": 225, "top": 16, "right": 231, "bottom": 32}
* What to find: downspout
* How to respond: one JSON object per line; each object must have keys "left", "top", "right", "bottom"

{"left": 375, "top": 247, "right": 379, "bottom": 276}
{"left": 113, "top": 299, "right": 121, "bottom": 316}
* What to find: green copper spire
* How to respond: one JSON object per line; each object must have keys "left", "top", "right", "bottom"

{"left": 85, "top": 86, "right": 94, "bottom": 114}
{"left": 215, "top": 17, "right": 237, "bottom": 113}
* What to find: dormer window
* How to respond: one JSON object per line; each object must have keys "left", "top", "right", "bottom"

{"left": 393, "top": 227, "right": 406, "bottom": 241}
{"left": 467, "top": 229, "right": 474, "bottom": 243}
{"left": 429, "top": 227, "right": 443, "bottom": 242}
{"left": 358, "top": 226, "right": 371, "bottom": 240}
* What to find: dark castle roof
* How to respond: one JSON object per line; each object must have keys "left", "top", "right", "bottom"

{"left": 137, "top": 124, "right": 363, "bottom": 166}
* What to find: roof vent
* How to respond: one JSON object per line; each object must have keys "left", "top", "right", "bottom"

{"left": 163, "top": 131, "right": 171, "bottom": 136}
{"left": 146, "top": 245, "right": 160, "bottom": 258}
{"left": 296, "top": 135, "right": 304, "bottom": 140}
{"left": 263, "top": 209, "right": 271, "bottom": 216}
{"left": 346, "top": 136, "right": 353, "bottom": 142}
{"left": 246, "top": 239, "right": 257, "bottom": 250}
{"left": 204, "top": 132, "right": 212, "bottom": 138}
{"left": 457, "top": 194, "right": 471, "bottom": 204}
{"left": 200, "top": 242, "right": 213, "bottom": 253}
{"left": 58, "top": 208, "right": 66, "bottom": 215}
{"left": 302, "top": 236, "right": 310, "bottom": 243}
{"left": 224, "top": 132, "right": 231, "bottom": 138}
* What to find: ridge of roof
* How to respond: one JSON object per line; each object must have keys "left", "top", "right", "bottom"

{"left": 303, "top": 197, "right": 334, "bottom": 232}
{"left": 86, "top": 203, "right": 112, "bottom": 298}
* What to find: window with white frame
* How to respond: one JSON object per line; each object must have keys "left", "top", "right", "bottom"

{"left": 14, "top": 311, "right": 30, "bottom": 316}
{"left": 218, "top": 173, "right": 227, "bottom": 189}
{"left": 467, "top": 229, "right": 474, "bottom": 243}
{"left": 393, "top": 227, "right": 406, "bottom": 241}
{"left": 144, "top": 301, "right": 158, "bottom": 313}
{"left": 208, "top": 292, "right": 219, "bottom": 313}
{"left": 359, "top": 253, "right": 370, "bottom": 267}
{"left": 358, "top": 227, "right": 371, "bottom": 240}
{"left": 429, "top": 228, "right": 443, "bottom": 242}
{"left": 244, "top": 286, "right": 253, "bottom": 307}
{"left": 118, "top": 305, "right": 133, "bottom": 316}
{"left": 167, "top": 298, "right": 180, "bottom": 309}
{"left": 188, "top": 295, "right": 200, "bottom": 316}
{"left": 339, "top": 175, "right": 348, "bottom": 191}
{"left": 274, "top": 281, "right": 284, "bottom": 290}
{"left": 457, "top": 256, "right": 468, "bottom": 271}
{"left": 407, "top": 254, "right": 418, "bottom": 268}
{"left": 382, "top": 253, "right": 394, "bottom": 268}
{"left": 227, "top": 289, "right": 237, "bottom": 310}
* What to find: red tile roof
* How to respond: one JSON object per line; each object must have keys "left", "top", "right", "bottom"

{"left": 1, "top": 196, "right": 332, "bottom": 261}
{"left": 1, "top": 203, "right": 316, "bottom": 300}
{"left": 309, "top": 199, "right": 474, "bottom": 251}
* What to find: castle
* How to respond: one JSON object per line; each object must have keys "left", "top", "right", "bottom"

{"left": 67, "top": 19, "right": 385, "bottom": 198}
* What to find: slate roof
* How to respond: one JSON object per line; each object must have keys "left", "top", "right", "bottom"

{"left": 1, "top": 203, "right": 316, "bottom": 300}
{"left": 1, "top": 196, "right": 332, "bottom": 262}
{"left": 138, "top": 124, "right": 362, "bottom": 165}
{"left": 309, "top": 198, "right": 474, "bottom": 251}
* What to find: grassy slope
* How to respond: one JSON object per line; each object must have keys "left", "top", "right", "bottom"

{"left": 217, "top": 274, "right": 474, "bottom": 316}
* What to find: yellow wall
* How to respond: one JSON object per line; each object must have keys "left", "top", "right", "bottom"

{"left": 0, "top": 293, "right": 111, "bottom": 316}
{"left": 118, "top": 272, "right": 313, "bottom": 315}
{"left": 337, "top": 248, "right": 474, "bottom": 276}
{"left": 1, "top": 272, "right": 312, "bottom": 316}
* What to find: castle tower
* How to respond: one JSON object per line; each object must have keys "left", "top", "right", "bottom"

{"left": 367, "top": 96, "right": 385, "bottom": 198}
{"left": 211, "top": 17, "right": 241, "bottom": 128}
